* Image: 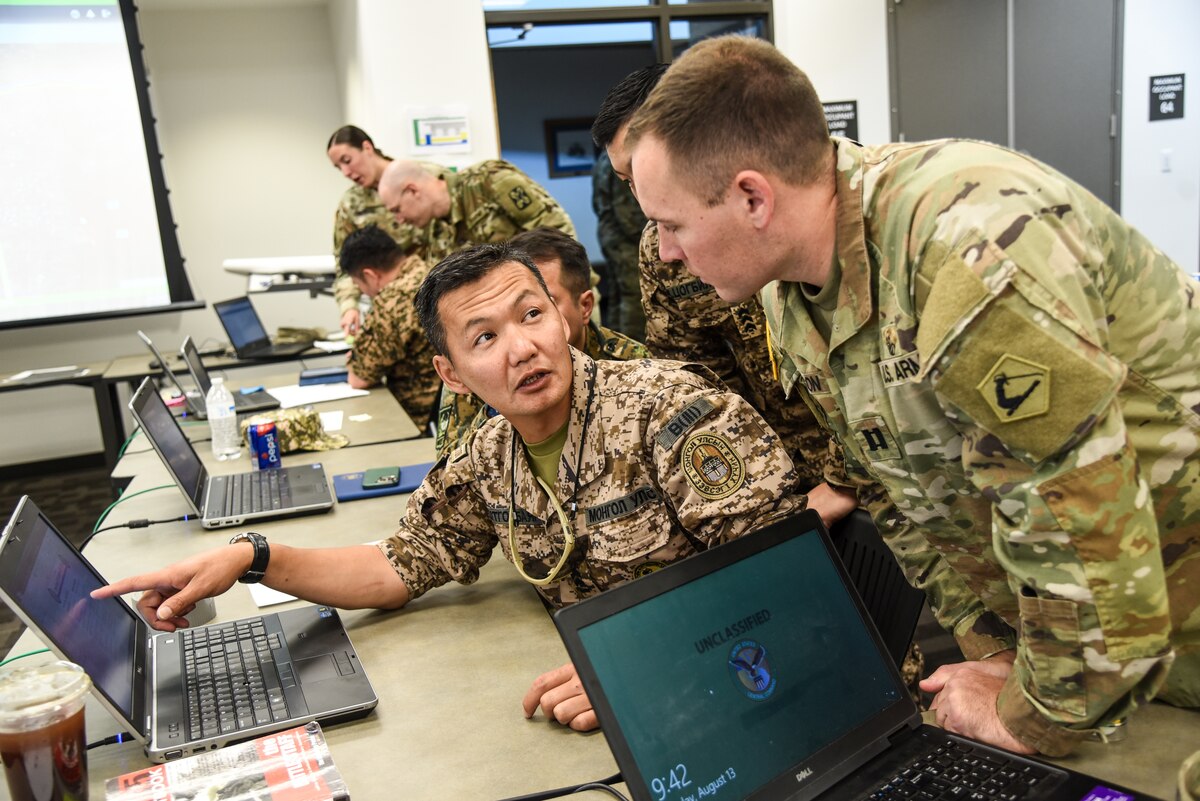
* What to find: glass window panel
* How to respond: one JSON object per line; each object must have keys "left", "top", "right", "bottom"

{"left": 668, "top": 0, "right": 769, "bottom": 5}
{"left": 488, "top": 19, "right": 655, "bottom": 48}
{"left": 669, "top": 15, "right": 767, "bottom": 57}
{"left": 483, "top": 0, "right": 650, "bottom": 10}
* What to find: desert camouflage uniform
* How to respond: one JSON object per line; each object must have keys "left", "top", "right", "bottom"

{"left": 345, "top": 255, "right": 440, "bottom": 428}
{"left": 331, "top": 164, "right": 440, "bottom": 316}
{"left": 377, "top": 349, "right": 805, "bottom": 608}
{"left": 434, "top": 321, "right": 649, "bottom": 457}
{"left": 592, "top": 152, "right": 648, "bottom": 339}
{"left": 762, "top": 137, "right": 1200, "bottom": 755}
{"left": 640, "top": 223, "right": 835, "bottom": 491}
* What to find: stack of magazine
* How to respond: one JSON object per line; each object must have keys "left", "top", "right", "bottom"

{"left": 105, "top": 722, "right": 350, "bottom": 800}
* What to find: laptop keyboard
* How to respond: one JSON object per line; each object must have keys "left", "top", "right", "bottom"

{"left": 216, "top": 469, "right": 292, "bottom": 516}
{"left": 864, "top": 730, "right": 1056, "bottom": 800}
{"left": 179, "top": 618, "right": 290, "bottom": 740}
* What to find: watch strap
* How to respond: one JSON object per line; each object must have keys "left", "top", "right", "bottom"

{"left": 229, "top": 532, "right": 269, "bottom": 584}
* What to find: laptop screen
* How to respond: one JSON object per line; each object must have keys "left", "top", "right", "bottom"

{"left": 0, "top": 503, "right": 139, "bottom": 719}
{"left": 214, "top": 297, "right": 268, "bottom": 350}
{"left": 573, "top": 527, "right": 903, "bottom": 801}
{"left": 181, "top": 336, "right": 212, "bottom": 394}
{"left": 130, "top": 379, "right": 206, "bottom": 512}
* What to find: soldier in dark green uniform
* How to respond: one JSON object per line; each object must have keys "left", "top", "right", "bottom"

{"left": 339, "top": 226, "right": 441, "bottom": 430}
{"left": 591, "top": 151, "right": 647, "bottom": 339}
{"left": 435, "top": 227, "right": 648, "bottom": 457}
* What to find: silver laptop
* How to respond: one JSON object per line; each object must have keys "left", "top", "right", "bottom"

{"left": 128, "top": 377, "right": 333, "bottom": 529}
{"left": 179, "top": 336, "right": 281, "bottom": 415}
{"left": 0, "top": 496, "right": 378, "bottom": 762}
{"left": 555, "top": 510, "right": 1153, "bottom": 801}
{"left": 137, "top": 330, "right": 206, "bottom": 420}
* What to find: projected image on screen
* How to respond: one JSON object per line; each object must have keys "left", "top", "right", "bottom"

{"left": 0, "top": 1, "right": 192, "bottom": 328}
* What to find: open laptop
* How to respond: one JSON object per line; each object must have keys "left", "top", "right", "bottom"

{"left": 0, "top": 496, "right": 378, "bottom": 762}
{"left": 213, "top": 296, "right": 312, "bottom": 359}
{"left": 555, "top": 510, "right": 1154, "bottom": 801}
{"left": 180, "top": 336, "right": 281, "bottom": 415}
{"left": 128, "top": 377, "right": 333, "bottom": 529}
{"left": 137, "top": 330, "right": 206, "bottom": 419}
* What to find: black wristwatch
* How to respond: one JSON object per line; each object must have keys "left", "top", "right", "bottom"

{"left": 229, "top": 532, "right": 269, "bottom": 584}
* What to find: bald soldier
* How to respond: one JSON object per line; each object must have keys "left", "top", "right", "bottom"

{"left": 94, "top": 242, "right": 856, "bottom": 733}
{"left": 435, "top": 226, "right": 647, "bottom": 457}
{"left": 626, "top": 35, "right": 1200, "bottom": 756}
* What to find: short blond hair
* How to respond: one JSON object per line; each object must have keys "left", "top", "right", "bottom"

{"left": 627, "top": 36, "right": 831, "bottom": 205}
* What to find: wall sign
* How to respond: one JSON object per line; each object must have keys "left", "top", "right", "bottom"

{"left": 1150, "top": 74, "right": 1184, "bottom": 121}
{"left": 823, "top": 100, "right": 859, "bottom": 140}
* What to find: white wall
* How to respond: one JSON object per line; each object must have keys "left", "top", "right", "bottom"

{"left": 0, "top": 5, "right": 347, "bottom": 465}
{"left": 774, "top": 0, "right": 892, "bottom": 146}
{"left": 1120, "top": 0, "right": 1200, "bottom": 274}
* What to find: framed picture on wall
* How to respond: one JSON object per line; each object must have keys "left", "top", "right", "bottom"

{"left": 544, "top": 117, "right": 597, "bottom": 177}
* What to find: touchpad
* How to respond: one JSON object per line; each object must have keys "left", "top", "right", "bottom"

{"left": 295, "top": 654, "right": 339, "bottom": 682}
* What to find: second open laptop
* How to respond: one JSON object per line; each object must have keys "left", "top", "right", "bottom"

{"left": 555, "top": 509, "right": 1153, "bottom": 801}
{"left": 180, "top": 336, "right": 281, "bottom": 415}
{"left": 213, "top": 296, "right": 312, "bottom": 359}
{"left": 128, "top": 377, "right": 333, "bottom": 529}
{"left": 0, "top": 497, "right": 378, "bottom": 763}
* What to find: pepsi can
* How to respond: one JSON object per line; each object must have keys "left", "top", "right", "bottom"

{"left": 248, "top": 422, "right": 282, "bottom": 470}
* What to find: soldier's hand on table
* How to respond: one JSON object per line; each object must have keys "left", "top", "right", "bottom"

{"left": 522, "top": 662, "right": 599, "bottom": 732}
{"left": 340, "top": 308, "right": 360, "bottom": 337}
{"left": 90, "top": 545, "right": 252, "bottom": 633}
{"left": 804, "top": 482, "right": 859, "bottom": 527}
{"left": 921, "top": 654, "right": 1034, "bottom": 755}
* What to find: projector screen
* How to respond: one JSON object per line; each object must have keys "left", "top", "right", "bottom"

{"left": 0, "top": 0, "right": 198, "bottom": 330}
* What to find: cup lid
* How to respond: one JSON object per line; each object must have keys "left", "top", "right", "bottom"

{"left": 0, "top": 661, "right": 92, "bottom": 731}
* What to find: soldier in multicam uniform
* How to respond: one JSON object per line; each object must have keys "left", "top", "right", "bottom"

{"left": 592, "top": 150, "right": 648, "bottom": 339}
{"left": 326, "top": 126, "right": 438, "bottom": 337}
{"left": 94, "top": 242, "right": 856, "bottom": 735}
{"left": 434, "top": 227, "right": 648, "bottom": 457}
{"left": 338, "top": 226, "right": 441, "bottom": 430}
{"left": 627, "top": 35, "right": 1200, "bottom": 756}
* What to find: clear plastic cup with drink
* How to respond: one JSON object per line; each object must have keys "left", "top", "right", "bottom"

{"left": 0, "top": 660, "right": 92, "bottom": 801}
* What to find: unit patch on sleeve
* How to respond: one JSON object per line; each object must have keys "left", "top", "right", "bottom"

{"left": 655, "top": 397, "right": 716, "bottom": 451}
{"left": 681, "top": 432, "right": 746, "bottom": 500}
{"left": 977, "top": 354, "right": 1049, "bottom": 422}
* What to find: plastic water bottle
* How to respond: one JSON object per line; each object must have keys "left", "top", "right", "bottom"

{"left": 205, "top": 377, "right": 241, "bottom": 460}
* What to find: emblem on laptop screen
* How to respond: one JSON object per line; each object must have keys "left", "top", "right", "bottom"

{"left": 727, "top": 639, "right": 776, "bottom": 700}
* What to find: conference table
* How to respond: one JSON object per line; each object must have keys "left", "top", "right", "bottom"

{"left": 2, "top": 397, "right": 1197, "bottom": 799}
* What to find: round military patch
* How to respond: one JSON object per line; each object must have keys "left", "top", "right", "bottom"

{"left": 634, "top": 561, "right": 667, "bottom": 578}
{"left": 681, "top": 432, "right": 745, "bottom": 500}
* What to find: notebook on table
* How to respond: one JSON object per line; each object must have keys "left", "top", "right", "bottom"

{"left": 129, "top": 377, "right": 333, "bottom": 529}
{"left": 137, "top": 330, "right": 206, "bottom": 420}
{"left": 0, "top": 496, "right": 378, "bottom": 763}
{"left": 213, "top": 297, "right": 312, "bottom": 359}
{"left": 180, "top": 335, "right": 281, "bottom": 415}
{"left": 554, "top": 510, "right": 1155, "bottom": 801}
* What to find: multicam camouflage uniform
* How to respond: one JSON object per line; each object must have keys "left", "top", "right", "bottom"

{"left": 640, "top": 222, "right": 834, "bottom": 491}
{"left": 345, "top": 255, "right": 441, "bottom": 428}
{"left": 762, "top": 137, "right": 1200, "bottom": 755}
{"left": 331, "top": 162, "right": 442, "bottom": 316}
{"left": 421, "top": 159, "right": 577, "bottom": 264}
{"left": 434, "top": 321, "right": 649, "bottom": 457}
{"left": 592, "top": 152, "right": 648, "bottom": 339}
{"left": 239, "top": 407, "right": 347, "bottom": 452}
{"left": 377, "top": 350, "right": 805, "bottom": 609}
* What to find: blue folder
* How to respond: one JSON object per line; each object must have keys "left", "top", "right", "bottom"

{"left": 332, "top": 462, "right": 434, "bottom": 502}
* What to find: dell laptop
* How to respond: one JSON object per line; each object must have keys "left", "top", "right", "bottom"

{"left": 213, "top": 297, "right": 312, "bottom": 359}
{"left": 180, "top": 336, "right": 280, "bottom": 415}
{"left": 0, "top": 496, "right": 378, "bottom": 762}
{"left": 137, "top": 330, "right": 206, "bottom": 419}
{"left": 554, "top": 510, "right": 1154, "bottom": 801}
{"left": 128, "top": 377, "right": 333, "bottom": 529}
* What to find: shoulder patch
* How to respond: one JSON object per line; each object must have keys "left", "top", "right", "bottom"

{"left": 655, "top": 397, "right": 716, "bottom": 451}
{"left": 977, "top": 354, "right": 1049, "bottom": 422}
{"left": 681, "top": 433, "right": 746, "bottom": 500}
